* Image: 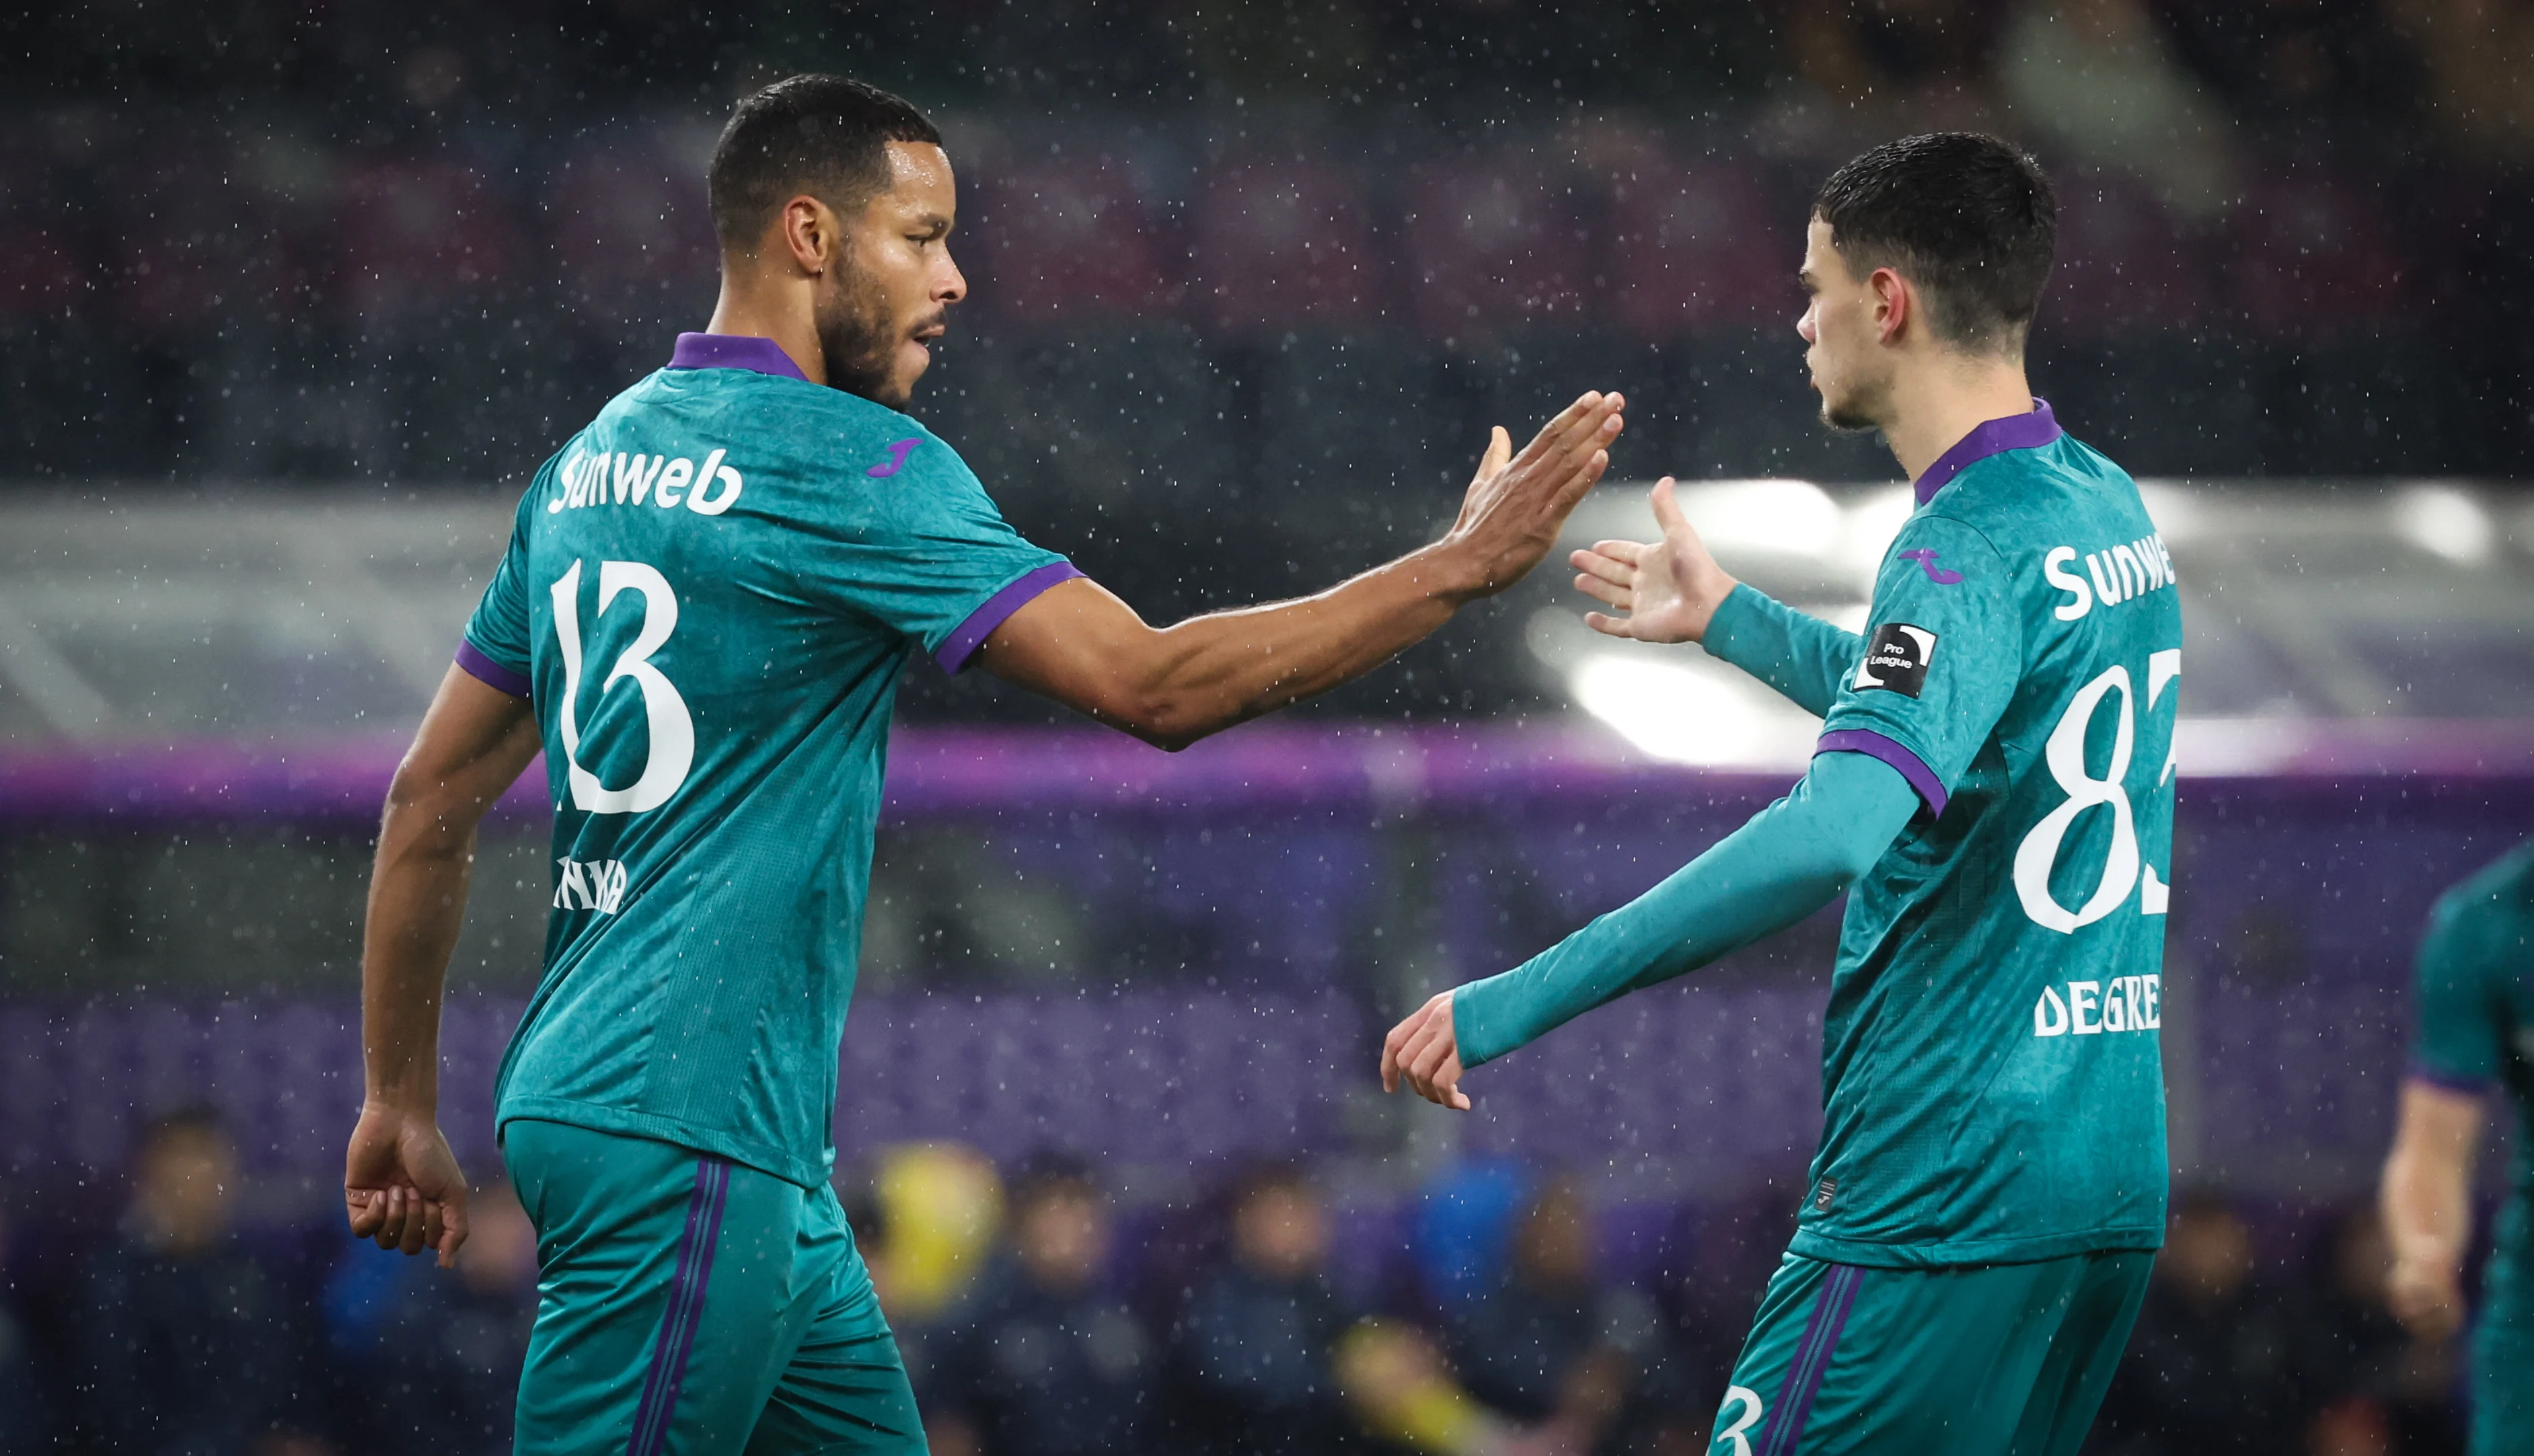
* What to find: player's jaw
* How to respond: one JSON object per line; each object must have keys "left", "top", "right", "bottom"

{"left": 813, "top": 268, "right": 945, "bottom": 412}
{"left": 1797, "top": 221, "right": 1892, "bottom": 435}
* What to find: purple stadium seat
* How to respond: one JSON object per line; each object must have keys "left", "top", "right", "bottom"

{"left": 0, "top": 225, "right": 88, "bottom": 326}
{"left": 962, "top": 156, "right": 1175, "bottom": 324}
{"left": 544, "top": 130, "right": 720, "bottom": 326}
{"left": 1604, "top": 157, "right": 1793, "bottom": 338}
{"left": 1185, "top": 156, "right": 1384, "bottom": 334}
{"left": 2222, "top": 166, "right": 2413, "bottom": 339}
{"left": 104, "top": 147, "right": 299, "bottom": 339}
{"left": 330, "top": 155, "right": 519, "bottom": 324}
{"left": 2046, "top": 167, "right": 2211, "bottom": 338}
{"left": 1399, "top": 152, "right": 1590, "bottom": 342}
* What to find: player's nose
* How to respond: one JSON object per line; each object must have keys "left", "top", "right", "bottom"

{"left": 938, "top": 254, "right": 968, "bottom": 306}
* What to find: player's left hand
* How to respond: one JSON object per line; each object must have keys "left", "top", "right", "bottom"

{"left": 1380, "top": 991, "right": 1472, "bottom": 1111}
{"left": 2386, "top": 1253, "right": 2466, "bottom": 1344}
{"left": 344, "top": 1100, "right": 472, "bottom": 1268}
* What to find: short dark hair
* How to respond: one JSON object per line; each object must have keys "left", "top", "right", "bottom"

{"left": 135, "top": 1102, "right": 229, "bottom": 1157}
{"left": 708, "top": 74, "right": 942, "bottom": 252}
{"left": 1006, "top": 1149, "right": 1100, "bottom": 1213}
{"left": 1812, "top": 133, "right": 2057, "bottom": 354}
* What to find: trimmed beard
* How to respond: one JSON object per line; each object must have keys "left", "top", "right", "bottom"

{"left": 1817, "top": 371, "right": 1890, "bottom": 435}
{"left": 814, "top": 262, "right": 905, "bottom": 408}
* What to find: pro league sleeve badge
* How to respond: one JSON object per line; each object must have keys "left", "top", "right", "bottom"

{"left": 1853, "top": 623, "right": 1937, "bottom": 697}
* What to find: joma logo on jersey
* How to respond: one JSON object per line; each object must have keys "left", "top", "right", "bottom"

{"left": 2042, "top": 535, "right": 2174, "bottom": 621}
{"left": 2032, "top": 974, "right": 2161, "bottom": 1037}
{"left": 549, "top": 448, "right": 743, "bottom": 517}
{"left": 554, "top": 857, "right": 629, "bottom": 915}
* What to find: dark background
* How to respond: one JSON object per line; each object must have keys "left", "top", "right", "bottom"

{"left": 1, "top": 3, "right": 2529, "bottom": 1453}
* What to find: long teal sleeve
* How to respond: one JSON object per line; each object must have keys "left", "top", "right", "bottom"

{"left": 1452, "top": 749, "right": 1921, "bottom": 1067}
{"left": 1703, "top": 583, "right": 1861, "bottom": 718}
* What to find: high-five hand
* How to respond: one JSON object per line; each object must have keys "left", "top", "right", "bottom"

{"left": 1569, "top": 477, "right": 1738, "bottom": 644}
{"left": 1438, "top": 392, "right": 1625, "bottom": 599}
{"left": 1380, "top": 991, "right": 1471, "bottom": 1111}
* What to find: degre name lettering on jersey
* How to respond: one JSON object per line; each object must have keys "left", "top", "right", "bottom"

{"left": 553, "top": 856, "right": 629, "bottom": 914}
{"left": 2042, "top": 535, "right": 2175, "bottom": 621}
{"left": 549, "top": 448, "right": 743, "bottom": 516}
{"left": 2032, "top": 974, "right": 2161, "bottom": 1037}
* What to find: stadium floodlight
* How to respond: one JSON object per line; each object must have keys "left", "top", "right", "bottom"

{"left": 2392, "top": 484, "right": 2496, "bottom": 565}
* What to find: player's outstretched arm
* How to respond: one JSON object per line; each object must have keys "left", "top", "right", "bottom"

{"left": 975, "top": 392, "right": 1624, "bottom": 750}
{"left": 346, "top": 665, "right": 541, "bottom": 1268}
{"left": 1383, "top": 750, "right": 1918, "bottom": 1110}
{"left": 2379, "top": 1079, "right": 2483, "bottom": 1342}
{"left": 1571, "top": 477, "right": 1859, "bottom": 717}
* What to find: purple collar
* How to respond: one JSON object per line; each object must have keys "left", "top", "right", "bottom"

{"left": 667, "top": 332, "right": 811, "bottom": 383}
{"left": 1913, "top": 398, "right": 2061, "bottom": 506}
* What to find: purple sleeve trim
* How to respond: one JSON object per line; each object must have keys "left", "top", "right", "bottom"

{"left": 1816, "top": 728, "right": 1947, "bottom": 818}
{"left": 934, "top": 562, "right": 1086, "bottom": 675}
{"left": 455, "top": 639, "right": 533, "bottom": 699}
{"left": 2406, "top": 1062, "right": 2493, "bottom": 1098}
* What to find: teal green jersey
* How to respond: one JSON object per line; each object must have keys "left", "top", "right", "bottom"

{"left": 1797, "top": 402, "right": 2179, "bottom": 1266}
{"left": 458, "top": 334, "right": 1073, "bottom": 1186}
{"left": 2408, "top": 840, "right": 2534, "bottom": 1317}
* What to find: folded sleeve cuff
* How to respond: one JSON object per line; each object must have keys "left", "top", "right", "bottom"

{"left": 1816, "top": 728, "right": 1946, "bottom": 818}
{"left": 935, "top": 561, "right": 1084, "bottom": 675}
{"left": 455, "top": 638, "right": 532, "bottom": 699}
{"left": 2406, "top": 1062, "right": 2492, "bottom": 1098}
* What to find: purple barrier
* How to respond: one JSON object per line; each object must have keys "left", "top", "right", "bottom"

{"left": 3, "top": 726, "right": 2527, "bottom": 1202}
{"left": 8, "top": 720, "right": 2530, "bottom": 825}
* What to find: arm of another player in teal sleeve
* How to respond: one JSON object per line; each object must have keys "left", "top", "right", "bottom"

{"left": 1703, "top": 583, "right": 1863, "bottom": 718}
{"left": 1453, "top": 750, "right": 1918, "bottom": 1067}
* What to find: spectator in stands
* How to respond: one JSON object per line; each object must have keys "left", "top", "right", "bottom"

{"left": 1167, "top": 1161, "right": 1364, "bottom": 1455}
{"left": 0, "top": 1197, "right": 50, "bottom": 1450}
{"left": 1995, "top": 0, "right": 2241, "bottom": 218}
{"left": 2092, "top": 1188, "right": 2304, "bottom": 1456}
{"left": 1782, "top": 0, "right": 2007, "bottom": 132}
{"left": 923, "top": 1154, "right": 1155, "bottom": 1456}
{"left": 346, "top": 1180, "right": 539, "bottom": 1456}
{"left": 2148, "top": 0, "right": 2422, "bottom": 128}
{"left": 1446, "top": 1177, "right": 1672, "bottom": 1445}
{"left": 73, "top": 1104, "right": 332, "bottom": 1456}
{"left": 2383, "top": 0, "right": 2534, "bottom": 165}
{"left": 2293, "top": 1202, "right": 2465, "bottom": 1456}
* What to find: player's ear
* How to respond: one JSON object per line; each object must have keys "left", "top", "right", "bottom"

{"left": 1871, "top": 267, "right": 1910, "bottom": 345}
{"left": 779, "top": 196, "right": 833, "bottom": 279}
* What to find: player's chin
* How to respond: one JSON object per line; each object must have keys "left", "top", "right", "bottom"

{"left": 896, "top": 342, "right": 932, "bottom": 391}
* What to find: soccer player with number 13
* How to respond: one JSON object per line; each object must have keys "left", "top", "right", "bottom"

{"left": 1384, "top": 135, "right": 2182, "bottom": 1455}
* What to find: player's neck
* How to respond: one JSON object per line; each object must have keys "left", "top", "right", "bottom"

{"left": 703, "top": 278, "right": 827, "bottom": 387}
{"left": 1878, "top": 353, "right": 2037, "bottom": 486}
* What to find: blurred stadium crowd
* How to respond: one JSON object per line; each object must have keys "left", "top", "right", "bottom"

{"left": 2, "top": 2, "right": 2529, "bottom": 1453}
{"left": 4, "top": 0, "right": 2532, "bottom": 547}
{"left": 0, "top": 1108, "right": 2488, "bottom": 1456}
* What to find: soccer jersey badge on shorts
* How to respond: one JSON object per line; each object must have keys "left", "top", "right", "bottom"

{"left": 1855, "top": 623, "right": 1937, "bottom": 697}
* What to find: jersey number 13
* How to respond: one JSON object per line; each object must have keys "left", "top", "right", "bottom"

{"left": 550, "top": 558, "right": 694, "bottom": 814}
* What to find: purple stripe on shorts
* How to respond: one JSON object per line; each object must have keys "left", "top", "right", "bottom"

{"left": 1760, "top": 1266, "right": 1843, "bottom": 1456}
{"left": 934, "top": 561, "right": 1086, "bottom": 675}
{"left": 2406, "top": 1061, "right": 2494, "bottom": 1098}
{"left": 1816, "top": 728, "right": 1948, "bottom": 818}
{"left": 455, "top": 639, "right": 532, "bottom": 700}
{"left": 1763, "top": 1266, "right": 1863, "bottom": 1456}
{"left": 628, "top": 1159, "right": 731, "bottom": 1456}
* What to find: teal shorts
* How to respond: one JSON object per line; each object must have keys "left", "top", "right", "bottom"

{"left": 501, "top": 1118, "right": 923, "bottom": 1456}
{"left": 1708, "top": 1249, "right": 2153, "bottom": 1456}
{"left": 2472, "top": 1297, "right": 2534, "bottom": 1456}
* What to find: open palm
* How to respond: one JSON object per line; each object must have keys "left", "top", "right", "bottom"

{"left": 1569, "top": 477, "right": 1737, "bottom": 644}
